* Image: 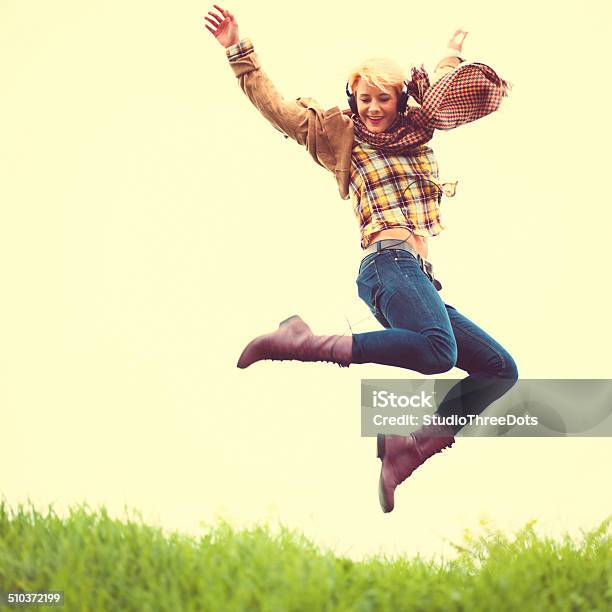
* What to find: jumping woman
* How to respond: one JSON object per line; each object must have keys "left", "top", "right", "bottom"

{"left": 205, "top": 5, "right": 518, "bottom": 513}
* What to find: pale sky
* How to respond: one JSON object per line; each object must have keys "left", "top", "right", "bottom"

{"left": 1, "top": 0, "right": 611, "bottom": 561}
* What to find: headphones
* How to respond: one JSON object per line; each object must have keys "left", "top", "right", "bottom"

{"left": 345, "top": 80, "right": 410, "bottom": 116}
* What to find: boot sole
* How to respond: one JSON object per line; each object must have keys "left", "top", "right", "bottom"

{"left": 378, "top": 472, "right": 392, "bottom": 513}
{"left": 377, "top": 433, "right": 385, "bottom": 459}
{"left": 377, "top": 435, "right": 393, "bottom": 513}
{"left": 279, "top": 314, "right": 301, "bottom": 327}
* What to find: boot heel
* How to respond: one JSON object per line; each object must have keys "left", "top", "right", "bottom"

{"left": 377, "top": 433, "right": 385, "bottom": 459}
{"left": 279, "top": 315, "right": 300, "bottom": 327}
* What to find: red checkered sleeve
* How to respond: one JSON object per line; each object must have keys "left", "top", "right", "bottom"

{"left": 423, "top": 62, "right": 512, "bottom": 130}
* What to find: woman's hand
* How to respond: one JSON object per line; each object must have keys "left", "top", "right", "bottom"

{"left": 204, "top": 4, "right": 239, "bottom": 48}
{"left": 446, "top": 28, "right": 469, "bottom": 54}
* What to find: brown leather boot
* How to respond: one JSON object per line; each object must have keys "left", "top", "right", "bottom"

{"left": 236, "top": 315, "right": 353, "bottom": 369}
{"left": 377, "top": 423, "right": 455, "bottom": 513}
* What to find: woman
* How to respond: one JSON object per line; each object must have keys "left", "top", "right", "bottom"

{"left": 205, "top": 5, "right": 518, "bottom": 513}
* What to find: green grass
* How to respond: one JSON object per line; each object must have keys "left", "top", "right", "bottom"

{"left": 0, "top": 500, "right": 610, "bottom": 611}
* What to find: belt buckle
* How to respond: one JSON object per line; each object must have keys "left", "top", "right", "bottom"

{"left": 416, "top": 254, "right": 428, "bottom": 274}
{"left": 419, "top": 256, "right": 434, "bottom": 281}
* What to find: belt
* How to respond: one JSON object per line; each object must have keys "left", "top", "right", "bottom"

{"left": 361, "top": 239, "right": 443, "bottom": 291}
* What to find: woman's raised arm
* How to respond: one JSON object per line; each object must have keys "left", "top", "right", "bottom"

{"left": 204, "top": 4, "right": 317, "bottom": 146}
{"left": 432, "top": 29, "right": 469, "bottom": 81}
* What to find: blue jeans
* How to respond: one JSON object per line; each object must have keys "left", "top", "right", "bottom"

{"left": 352, "top": 249, "right": 519, "bottom": 435}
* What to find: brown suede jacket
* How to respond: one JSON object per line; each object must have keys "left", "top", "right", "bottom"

{"left": 226, "top": 39, "right": 461, "bottom": 201}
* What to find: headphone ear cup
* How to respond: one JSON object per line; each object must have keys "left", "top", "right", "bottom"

{"left": 346, "top": 83, "right": 358, "bottom": 115}
{"left": 397, "top": 82, "right": 409, "bottom": 114}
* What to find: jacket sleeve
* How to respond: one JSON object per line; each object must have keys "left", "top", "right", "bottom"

{"left": 225, "top": 38, "right": 312, "bottom": 145}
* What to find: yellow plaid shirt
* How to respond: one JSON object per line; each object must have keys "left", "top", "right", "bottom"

{"left": 350, "top": 137, "right": 456, "bottom": 248}
{"left": 225, "top": 38, "right": 471, "bottom": 249}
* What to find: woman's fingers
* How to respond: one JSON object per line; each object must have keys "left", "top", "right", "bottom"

{"left": 211, "top": 5, "right": 235, "bottom": 25}
{"left": 204, "top": 5, "right": 237, "bottom": 41}
{"left": 207, "top": 10, "right": 223, "bottom": 25}
{"left": 447, "top": 28, "right": 468, "bottom": 52}
{"left": 204, "top": 15, "right": 222, "bottom": 30}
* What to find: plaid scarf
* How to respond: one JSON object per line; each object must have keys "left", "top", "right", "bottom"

{"left": 352, "top": 62, "right": 511, "bottom": 154}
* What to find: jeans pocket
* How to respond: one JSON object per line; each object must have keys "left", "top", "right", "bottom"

{"left": 357, "top": 278, "right": 389, "bottom": 327}
{"left": 356, "top": 277, "right": 375, "bottom": 307}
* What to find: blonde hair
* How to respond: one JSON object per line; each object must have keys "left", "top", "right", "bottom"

{"left": 347, "top": 57, "right": 407, "bottom": 95}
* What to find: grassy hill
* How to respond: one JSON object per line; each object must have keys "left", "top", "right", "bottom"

{"left": 0, "top": 500, "right": 610, "bottom": 611}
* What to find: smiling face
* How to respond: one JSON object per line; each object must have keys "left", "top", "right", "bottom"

{"left": 355, "top": 79, "right": 399, "bottom": 133}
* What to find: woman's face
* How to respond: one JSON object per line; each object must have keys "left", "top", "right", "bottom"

{"left": 355, "top": 79, "right": 399, "bottom": 133}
